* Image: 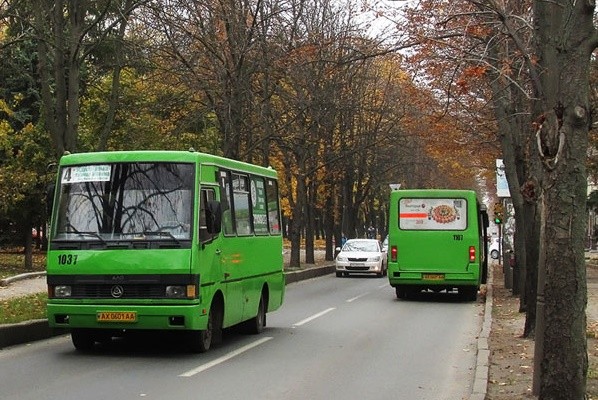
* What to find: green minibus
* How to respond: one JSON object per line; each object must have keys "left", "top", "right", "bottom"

{"left": 46, "top": 150, "right": 284, "bottom": 352}
{"left": 387, "top": 189, "right": 489, "bottom": 300}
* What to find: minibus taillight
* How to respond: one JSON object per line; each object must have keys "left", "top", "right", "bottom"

{"left": 391, "top": 245, "right": 398, "bottom": 262}
{"left": 469, "top": 246, "right": 476, "bottom": 262}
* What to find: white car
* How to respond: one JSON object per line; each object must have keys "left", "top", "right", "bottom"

{"left": 489, "top": 237, "right": 500, "bottom": 259}
{"left": 335, "top": 238, "right": 387, "bottom": 277}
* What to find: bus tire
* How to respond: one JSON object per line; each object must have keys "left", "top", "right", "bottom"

{"left": 245, "top": 293, "right": 266, "bottom": 334}
{"left": 71, "top": 328, "right": 95, "bottom": 351}
{"left": 395, "top": 287, "right": 406, "bottom": 299}
{"left": 460, "top": 286, "right": 478, "bottom": 301}
{"left": 189, "top": 307, "right": 215, "bottom": 353}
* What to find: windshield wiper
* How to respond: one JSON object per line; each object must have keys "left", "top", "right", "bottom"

{"left": 122, "top": 230, "right": 181, "bottom": 244}
{"left": 57, "top": 230, "right": 107, "bottom": 244}
{"left": 143, "top": 231, "right": 180, "bottom": 243}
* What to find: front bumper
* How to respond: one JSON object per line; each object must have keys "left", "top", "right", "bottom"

{"left": 47, "top": 303, "right": 208, "bottom": 331}
{"left": 335, "top": 261, "right": 383, "bottom": 274}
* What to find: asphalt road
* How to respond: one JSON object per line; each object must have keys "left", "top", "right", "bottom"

{"left": 0, "top": 273, "right": 483, "bottom": 400}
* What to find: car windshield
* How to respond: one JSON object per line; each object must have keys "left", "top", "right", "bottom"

{"left": 52, "top": 162, "right": 194, "bottom": 241}
{"left": 343, "top": 241, "right": 379, "bottom": 252}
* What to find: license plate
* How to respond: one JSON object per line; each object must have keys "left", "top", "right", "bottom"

{"left": 350, "top": 263, "right": 365, "bottom": 267}
{"left": 97, "top": 311, "right": 137, "bottom": 323}
{"left": 423, "top": 273, "right": 445, "bottom": 281}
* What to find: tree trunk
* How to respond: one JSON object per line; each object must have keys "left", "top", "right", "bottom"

{"left": 531, "top": 0, "right": 594, "bottom": 397}
{"left": 288, "top": 175, "right": 307, "bottom": 269}
{"left": 305, "top": 182, "right": 315, "bottom": 264}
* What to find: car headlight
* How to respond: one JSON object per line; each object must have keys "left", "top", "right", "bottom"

{"left": 371, "top": 256, "right": 381, "bottom": 262}
{"left": 54, "top": 285, "right": 72, "bottom": 298}
{"left": 337, "top": 256, "right": 348, "bottom": 262}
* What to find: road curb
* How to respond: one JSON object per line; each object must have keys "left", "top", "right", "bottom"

{"left": 0, "top": 265, "right": 335, "bottom": 350}
{"left": 471, "top": 265, "right": 493, "bottom": 400}
{"left": 0, "top": 319, "right": 67, "bottom": 349}
{"left": 284, "top": 265, "right": 335, "bottom": 284}
{"left": 0, "top": 271, "right": 46, "bottom": 286}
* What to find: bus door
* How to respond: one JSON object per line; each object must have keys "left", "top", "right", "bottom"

{"left": 198, "top": 187, "right": 223, "bottom": 302}
{"left": 217, "top": 170, "right": 246, "bottom": 326}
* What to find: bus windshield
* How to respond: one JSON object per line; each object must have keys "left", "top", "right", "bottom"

{"left": 52, "top": 162, "right": 194, "bottom": 241}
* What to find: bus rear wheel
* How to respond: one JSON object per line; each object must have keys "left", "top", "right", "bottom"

{"left": 395, "top": 287, "right": 407, "bottom": 299}
{"left": 245, "top": 293, "right": 266, "bottom": 334}
{"left": 460, "top": 286, "right": 478, "bottom": 301}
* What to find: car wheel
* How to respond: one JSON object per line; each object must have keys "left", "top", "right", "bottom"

{"left": 336, "top": 271, "right": 343, "bottom": 277}
{"left": 491, "top": 249, "right": 499, "bottom": 259}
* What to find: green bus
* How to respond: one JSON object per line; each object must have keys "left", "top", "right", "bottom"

{"left": 46, "top": 150, "right": 284, "bottom": 352}
{"left": 387, "top": 189, "right": 489, "bottom": 301}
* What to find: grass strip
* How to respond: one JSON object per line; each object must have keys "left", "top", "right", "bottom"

{"left": 0, "top": 293, "right": 47, "bottom": 324}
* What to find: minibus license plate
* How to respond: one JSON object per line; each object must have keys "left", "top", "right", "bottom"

{"left": 97, "top": 311, "right": 137, "bottom": 323}
{"left": 423, "top": 273, "right": 444, "bottom": 281}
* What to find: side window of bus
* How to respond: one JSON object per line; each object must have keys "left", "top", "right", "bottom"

{"left": 232, "top": 173, "right": 252, "bottom": 236}
{"left": 266, "top": 178, "right": 281, "bottom": 234}
{"left": 218, "top": 170, "right": 235, "bottom": 236}
{"left": 251, "top": 176, "right": 268, "bottom": 235}
{"left": 199, "top": 188, "right": 217, "bottom": 243}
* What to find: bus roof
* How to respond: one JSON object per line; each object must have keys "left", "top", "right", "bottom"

{"left": 390, "top": 189, "right": 478, "bottom": 198}
{"left": 58, "top": 150, "right": 278, "bottom": 178}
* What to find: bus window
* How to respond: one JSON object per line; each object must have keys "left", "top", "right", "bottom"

{"left": 219, "top": 170, "right": 235, "bottom": 235}
{"left": 232, "top": 173, "right": 252, "bottom": 235}
{"left": 251, "top": 176, "right": 269, "bottom": 235}
{"left": 199, "top": 188, "right": 217, "bottom": 243}
{"left": 266, "top": 179, "right": 281, "bottom": 234}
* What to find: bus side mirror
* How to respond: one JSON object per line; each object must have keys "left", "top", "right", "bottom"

{"left": 206, "top": 200, "right": 222, "bottom": 234}
{"left": 46, "top": 183, "right": 56, "bottom": 217}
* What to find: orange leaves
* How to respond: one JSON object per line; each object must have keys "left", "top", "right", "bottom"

{"left": 465, "top": 24, "right": 493, "bottom": 39}
{"left": 456, "top": 65, "right": 488, "bottom": 94}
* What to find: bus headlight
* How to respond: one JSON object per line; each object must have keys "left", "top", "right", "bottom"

{"left": 166, "top": 285, "right": 196, "bottom": 298}
{"left": 165, "top": 285, "right": 186, "bottom": 298}
{"left": 54, "top": 285, "right": 72, "bottom": 298}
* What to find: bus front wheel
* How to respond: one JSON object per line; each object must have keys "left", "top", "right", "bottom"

{"left": 71, "top": 328, "right": 95, "bottom": 351}
{"left": 189, "top": 308, "right": 214, "bottom": 353}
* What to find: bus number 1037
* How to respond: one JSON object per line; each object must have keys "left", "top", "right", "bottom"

{"left": 57, "top": 254, "right": 78, "bottom": 265}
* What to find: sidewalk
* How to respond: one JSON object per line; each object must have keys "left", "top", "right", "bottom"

{"left": 0, "top": 272, "right": 46, "bottom": 299}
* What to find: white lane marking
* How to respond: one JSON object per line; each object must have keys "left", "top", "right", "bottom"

{"left": 179, "top": 337, "right": 273, "bottom": 377}
{"left": 292, "top": 307, "right": 336, "bottom": 327}
{"left": 346, "top": 292, "right": 369, "bottom": 303}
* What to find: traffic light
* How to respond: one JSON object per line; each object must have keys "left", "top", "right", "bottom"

{"left": 493, "top": 202, "right": 504, "bottom": 224}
